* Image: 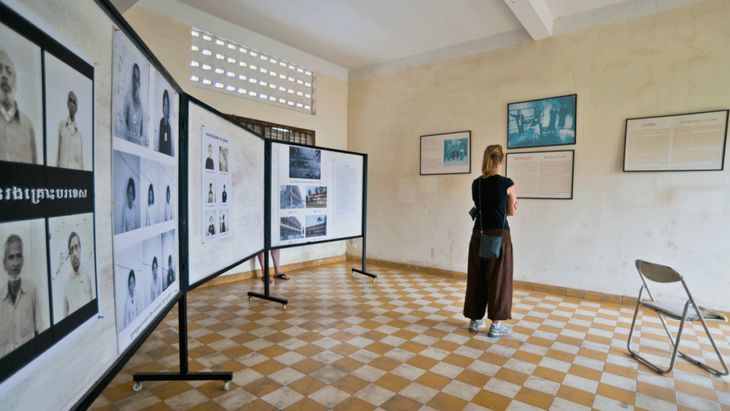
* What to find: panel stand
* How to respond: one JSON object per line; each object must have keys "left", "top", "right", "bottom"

{"left": 351, "top": 155, "right": 376, "bottom": 281}
{"left": 248, "top": 251, "right": 288, "bottom": 308}
{"left": 132, "top": 294, "right": 232, "bottom": 390}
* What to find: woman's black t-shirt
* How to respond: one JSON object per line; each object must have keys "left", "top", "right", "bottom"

{"left": 472, "top": 175, "right": 514, "bottom": 231}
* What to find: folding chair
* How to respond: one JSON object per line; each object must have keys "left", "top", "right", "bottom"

{"left": 627, "top": 260, "right": 729, "bottom": 375}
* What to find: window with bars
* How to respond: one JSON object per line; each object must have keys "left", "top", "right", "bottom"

{"left": 227, "top": 114, "right": 315, "bottom": 146}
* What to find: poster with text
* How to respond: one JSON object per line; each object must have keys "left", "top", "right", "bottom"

{"left": 505, "top": 150, "right": 574, "bottom": 199}
{"left": 278, "top": 146, "right": 328, "bottom": 245}
{"left": 112, "top": 28, "right": 179, "bottom": 353}
{"left": 0, "top": 6, "right": 98, "bottom": 387}
{"left": 420, "top": 131, "right": 471, "bottom": 175}
{"left": 201, "top": 126, "right": 232, "bottom": 242}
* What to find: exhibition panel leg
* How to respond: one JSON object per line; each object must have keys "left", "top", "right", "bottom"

{"left": 352, "top": 156, "right": 376, "bottom": 281}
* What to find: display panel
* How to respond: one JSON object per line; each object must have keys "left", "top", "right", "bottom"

{"left": 508, "top": 94, "right": 576, "bottom": 149}
{"left": 112, "top": 28, "right": 180, "bottom": 353}
{"left": 0, "top": 3, "right": 98, "bottom": 388}
{"left": 420, "top": 131, "right": 471, "bottom": 175}
{"left": 623, "top": 110, "right": 728, "bottom": 172}
{"left": 187, "top": 99, "right": 265, "bottom": 287}
{"left": 505, "top": 150, "right": 574, "bottom": 200}
{"left": 271, "top": 142, "right": 364, "bottom": 248}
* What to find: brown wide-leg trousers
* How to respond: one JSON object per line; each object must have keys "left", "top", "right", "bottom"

{"left": 464, "top": 229, "right": 513, "bottom": 321}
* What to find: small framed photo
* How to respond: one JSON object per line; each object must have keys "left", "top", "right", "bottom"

{"left": 420, "top": 131, "right": 471, "bottom": 175}
{"left": 508, "top": 94, "right": 576, "bottom": 149}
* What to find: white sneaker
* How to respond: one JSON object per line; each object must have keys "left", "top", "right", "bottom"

{"left": 468, "top": 319, "right": 485, "bottom": 332}
{"left": 488, "top": 322, "right": 512, "bottom": 338}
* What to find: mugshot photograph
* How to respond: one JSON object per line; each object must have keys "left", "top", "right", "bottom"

{"left": 0, "top": 22, "right": 43, "bottom": 165}
{"left": 113, "top": 151, "right": 141, "bottom": 234}
{"left": 44, "top": 51, "right": 93, "bottom": 171}
{"left": 143, "top": 235, "right": 161, "bottom": 307}
{"left": 141, "top": 158, "right": 161, "bottom": 227}
{"left": 204, "top": 211, "right": 216, "bottom": 238}
{"left": 204, "top": 176, "right": 216, "bottom": 205}
{"left": 112, "top": 31, "right": 150, "bottom": 148}
{"left": 48, "top": 213, "right": 96, "bottom": 323}
{"left": 161, "top": 230, "right": 175, "bottom": 291}
{"left": 152, "top": 71, "right": 175, "bottom": 157}
{"left": 204, "top": 143, "right": 215, "bottom": 170}
{"left": 161, "top": 163, "right": 174, "bottom": 222}
{"left": 114, "top": 242, "right": 142, "bottom": 333}
{"left": 219, "top": 209, "right": 228, "bottom": 234}
{"left": 219, "top": 147, "right": 228, "bottom": 172}
{"left": 0, "top": 219, "right": 51, "bottom": 359}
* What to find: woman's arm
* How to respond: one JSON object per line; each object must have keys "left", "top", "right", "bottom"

{"left": 506, "top": 185, "right": 518, "bottom": 216}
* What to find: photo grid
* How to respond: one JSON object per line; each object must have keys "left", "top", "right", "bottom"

{"left": 201, "top": 126, "right": 232, "bottom": 243}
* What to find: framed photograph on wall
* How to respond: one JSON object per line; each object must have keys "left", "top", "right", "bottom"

{"left": 623, "top": 110, "right": 728, "bottom": 172}
{"left": 420, "top": 131, "right": 471, "bottom": 175}
{"left": 508, "top": 94, "right": 576, "bottom": 149}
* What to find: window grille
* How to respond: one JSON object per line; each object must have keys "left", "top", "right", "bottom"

{"left": 190, "top": 28, "right": 316, "bottom": 115}
{"left": 227, "top": 114, "right": 315, "bottom": 146}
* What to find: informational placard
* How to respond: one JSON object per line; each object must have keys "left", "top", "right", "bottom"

{"left": 271, "top": 143, "right": 364, "bottom": 248}
{"left": 201, "top": 126, "right": 232, "bottom": 242}
{"left": 187, "top": 100, "right": 264, "bottom": 287}
{"left": 0, "top": 6, "right": 98, "bottom": 388}
{"left": 112, "top": 29, "right": 179, "bottom": 353}
{"left": 505, "top": 150, "right": 574, "bottom": 199}
{"left": 420, "top": 131, "right": 471, "bottom": 175}
{"left": 624, "top": 110, "right": 728, "bottom": 172}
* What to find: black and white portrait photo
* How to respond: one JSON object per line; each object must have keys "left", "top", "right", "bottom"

{"left": 152, "top": 71, "right": 175, "bottom": 157}
{"left": 218, "top": 146, "right": 228, "bottom": 172}
{"left": 142, "top": 235, "right": 161, "bottom": 308}
{"left": 141, "top": 159, "right": 161, "bottom": 227}
{"left": 219, "top": 209, "right": 229, "bottom": 234}
{"left": 289, "top": 146, "right": 321, "bottom": 180}
{"left": 44, "top": 51, "right": 93, "bottom": 171}
{"left": 0, "top": 219, "right": 50, "bottom": 359}
{"left": 113, "top": 30, "right": 149, "bottom": 148}
{"left": 204, "top": 210, "right": 216, "bottom": 238}
{"left": 204, "top": 177, "right": 216, "bottom": 205}
{"left": 204, "top": 143, "right": 215, "bottom": 170}
{"left": 0, "top": 22, "right": 43, "bottom": 165}
{"left": 280, "top": 216, "right": 303, "bottom": 241}
{"left": 161, "top": 230, "right": 175, "bottom": 291}
{"left": 220, "top": 183, "right": 228, "bottom": 204}
{"left": 161, "top": 164, "right": 174, "bottom": 222}
{"left": 48, "top": 213, "right": 96, "bottom": 324}
{"left": 113, "top": 150, "right": 141, "bottom": 234}
{"left": 115, "top": 242, "right": 142, "bottom": 333}
{"left": 306, "top": 215, "right": 327, "bottom": 238}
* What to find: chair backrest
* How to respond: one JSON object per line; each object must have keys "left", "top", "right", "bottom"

{"left": 635, "top": 260, "right": 683, "bottom": 284}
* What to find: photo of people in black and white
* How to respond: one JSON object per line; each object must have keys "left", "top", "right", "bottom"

{"left": 44, "top": 51, "right": 93, "bottom": 171}
{"left": 161, "top": 230, "right": 175, "bottom": 291}
{"left": 305, "top": 186, "right": 327, "bottom": 209}
{"left": 443, "top": 138, "right": 468, "bottom": 167}
{"left": 219, "top": 209, "right": 229, "bottom": 234}
{"left": 220, "top": 183, "right": 228, "bottom": 204}
{"left": 113, "top": 150, "right": 141, "bottom": 234}
{"left": 204, "top": 143, "right": 215, "bottom": 170}
{"left": 219, "top": 146, "right": 228, "bottom": 172}
{"left": 280, "top": 216, "right": 303, "bottom": 241}
{"left": 289, "top": 146, "right": 321, "bottom": 180}
{"left": 115, "top": 242, "right": 142, "bottom": 333}
{"left": 0, "top": 219, "right": 50, "bottom": 359}
{"left": 305, "top": 215, "right": 327, "bottom": 238}
{"left": 204, "top": 211, "right": 216, "bottom": 238}
{"left": 48, "top": 213, "right": 95, "bottom": 324}
{"left": 508, "top": 94, "right": 576, "bottom": 149}
{"left": 161, "top": 164, "right": 174, "bottom": 222}
{"left": 152, "top": 71, "right": 175, "bottom": 157}
{"left": 0, "top": 22, "right": 43, "bottom": 165}
{"left": 113, "top": 30, "right": 149, "bottom": 148}
{"left": 141, "top": 159, "right": 161, "bottom": 227}
{"left": 280, "top": 185, "right": 304, "bottom": 209}
{"left": 204, "top": 177, "right": 216, "bottom": 204}
{"left": 142, "top": 235, "right": 161, "bottom": 308}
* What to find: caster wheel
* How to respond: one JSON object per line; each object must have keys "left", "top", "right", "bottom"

{"left": 282, "top": 304, "right": 287, "bottom": 309}
{"left": 223, "top": 381, "right": 231, "bottom": 391}
{"left": 248, "top": 296, "right": 251, "bottom": 300}
{"left": 133, "top": 382, "right": 143, "bottom": 392}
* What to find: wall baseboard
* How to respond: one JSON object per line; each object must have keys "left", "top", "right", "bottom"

{"left": 195, "top": 255, "right": 346, "bottom": 290}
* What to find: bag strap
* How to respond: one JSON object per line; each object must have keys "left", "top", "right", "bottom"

{"left": 478, "top": 176, "right": 506, "bottom": 235}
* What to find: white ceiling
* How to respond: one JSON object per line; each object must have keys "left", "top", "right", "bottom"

{"left": 123, "top": 0, "right": 704, "bottom": 80}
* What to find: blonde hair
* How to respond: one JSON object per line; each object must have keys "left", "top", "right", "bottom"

{"left": 481, "top": 145, "right": 504, "bottom": 177}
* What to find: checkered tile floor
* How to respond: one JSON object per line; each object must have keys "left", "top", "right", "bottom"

{"left": 90, "top": 262, "right": 730, "bottom": 411}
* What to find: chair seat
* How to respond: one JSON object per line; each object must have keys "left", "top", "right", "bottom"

{"left": 641, "top": 301, "right": 728, "bottom": 322}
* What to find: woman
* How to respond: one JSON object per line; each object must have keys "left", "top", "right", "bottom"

{"left": 121, "top": 178, "right": 139, "bottom": 232}
{"left": 145, "top": 183, "right": 156, "bottom": 226}
{"left": 158, "top": 90, "right": 172, "bottom": 156}
{"left": 123, "top": 270, "right": 141, "bottom": 328}
{"left": 464, "top": 144, "right": 517, "bottom": 338}
{"left": 164, "top": 186, "right": 173, "bottom": 221}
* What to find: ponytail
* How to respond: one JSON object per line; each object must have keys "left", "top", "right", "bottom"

{"left": 481, "top": 144, "right": 504, "bottom": 177}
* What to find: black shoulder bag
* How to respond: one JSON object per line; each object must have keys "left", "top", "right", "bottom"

{"left": 478, "top": 177, "right": 506, "bottom": 260}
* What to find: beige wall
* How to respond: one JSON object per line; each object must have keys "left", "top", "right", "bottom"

{"left": 124, "top": 6, "right": 350, "bottom": 272}
{"left": 347, "top": 0, "right": 730, "bottom": 310}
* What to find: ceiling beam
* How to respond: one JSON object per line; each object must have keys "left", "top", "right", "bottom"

{"left": 503, "top": 0, "right": 553, "bottom": 41}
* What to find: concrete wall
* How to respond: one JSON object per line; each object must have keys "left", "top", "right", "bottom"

{"left": 124, "top": 6, "right": 350, "bottom": 274}
{"left": 347, "top": 0, "right": 730, "bottom": 310}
